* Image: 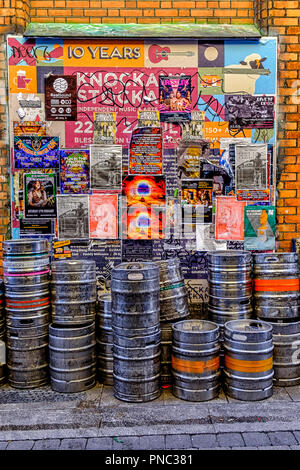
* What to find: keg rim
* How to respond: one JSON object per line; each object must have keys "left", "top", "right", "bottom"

{"left": 207, "top": 250, "right": 252, "bottom": 257}
{"left": 225, "top": 319, "right": 273, "bottom": 334}
{"left": 172, "top": 319, "right": 219, "bottom": 334}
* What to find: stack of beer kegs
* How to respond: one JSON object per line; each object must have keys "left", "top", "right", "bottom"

{"left": 253, "top": 252, "right": 300, "bottom": 387}
{"left": 207, "top": 250, "right": 253, "bottom": 371}
{"left": 111, "top": 262, "right": 161, "bottom": 402}
{"left": 96, "top": 293, "right": 113, "bottom": 385}
{"left": 3, "top": 239, "right": 51, "bottom": 389}
{"left": 156, "top": 259, "right": 189, "bottom": 387}
{"left": 0, "top": 279, "right": 5, "bottom": 342}
{"left": 49, "top": 260, "right": 97, "bottom": 393}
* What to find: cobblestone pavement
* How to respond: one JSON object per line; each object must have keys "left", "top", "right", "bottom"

{"left": 0, "top": 383, "right": 300, "bottom": 450}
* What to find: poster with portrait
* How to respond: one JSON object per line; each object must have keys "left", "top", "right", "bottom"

{"left": 244, "top": 205, "right": 276, "bottom": 250}
{"left": 24, "top": 173, "right": 57, "bottom": 219}
{"left": 89, "top": 194, "right": 118, "bottom": 239}
{"left": 129, "top": 127, "right": 163, "bottom": 175}
{"left": 90, "top": 144, "right": 122, "bottom": 190}
{"left": 57, "top": 195, "right": 89, "bottom": 239}
{"left": 60, "top": 149, "right": 90, "bottom": 194}
{"left": 215, "top": 196, "right": 246, "bottom": 241}
{"left": 159, "top": 75, "right": 192, "bottom": 122}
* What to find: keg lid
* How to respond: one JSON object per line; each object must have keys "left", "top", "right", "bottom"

{"left": 173, "top": 319, "right": 219, "bottom": 334}
{"left": 3, "top": 238, "right": 49, "bottom": 254}
{"left": 51, "top": 259, "right": 96, "bottom": 272}
{"left": 156, "top": 258, "right": 180, "bottom": 268}
{"left": 225, "top": 319, "right": 273, "bottom": 342}
{"left": 111, "top": 262, "right": 159, "bottom": 281}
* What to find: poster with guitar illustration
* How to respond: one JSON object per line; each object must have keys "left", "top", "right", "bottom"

{"left": 145, "top": 41, "right": 198, "bottom": 68}
{"left": 24, "top": 173, "right": 57, "bottom": 219}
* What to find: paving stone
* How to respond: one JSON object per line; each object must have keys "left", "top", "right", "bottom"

{"left": 140, "top": 435, "right": 165, "bottom": 450}
{"left": 6, "top": 440, "right": 35, "bottom": 450}
{"left": 257, "top": 446, "right": 291, "bottom": 450}
{"left": 217, "top": 433, "right": 245, "bottom": 447}
{"left": 290, "top": 446, "right": 300, "bottom": 450}
{"left": 32, "top": 439, "right": 61, "bottom": 450}
{"left": 86, "top": 438, "right": 113, "bottom": 450}
{"left": 112, "top": 436, "right": 140, "bottom": 450}
{"left": 292, "top": 431, "right": 300, "bottom": 445}
{"left": 191, "top": 434, "right": 218, "bottom": 449}
{"left": 267, "top": 431, "right": 298, "bottom": 446}
{"left": 0, "top": 442, "right": 7, "bottom": 450}
{"left": 242, "top": 432, "right": 271, "bottom": 447}
{"left": 166, "top": 434, "right": 192, "bottom": 450}
{"left": 59, "top": 438, "right": 87, "bottom": 450}
{"left": 231, "top": 447, "right": 258, "bottom": 450}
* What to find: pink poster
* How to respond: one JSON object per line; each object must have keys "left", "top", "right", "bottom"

{"left": 215, "top": 196, "right": 246, "bottom": 241}
{"left": 64, "top": 67, "right": 198, "bottom": 149}
{"left": 89, "top": 194, "right": 118, "bottom": 239}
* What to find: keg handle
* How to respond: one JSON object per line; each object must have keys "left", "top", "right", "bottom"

{"left": 126, "top": 263, "right": 143, "bottom": 270}
{"left": 247, "top": 322, "right": 264, "bottom": 331}
{"left": 263, "top": 256, "right": 279, "bottom": 263}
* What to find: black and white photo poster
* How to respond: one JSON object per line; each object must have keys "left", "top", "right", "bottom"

{"left": 90, "top": 144, "right": 122, "bottom": 190}
{"left": 235, "top": 144, "right": 268, "bottom": 190}
{"left": 57, "top": 195, "right": 89, "bottom": 239}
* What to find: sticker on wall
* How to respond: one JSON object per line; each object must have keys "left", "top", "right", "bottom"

{"left": 215, "top": 196, "right": 246, "bottom": 241}
{"left": 244, "top": 205, "right": 276, "bottom": 250}
{"left": 60, "top": 149, "right": 90, "bottom": 194}
{"left": 24, "top": 173, "right": 57, "bottom": 219}
{"left": 11, "top": 93, "right": 45, "bottom": 122}
{"left": 45, "top": 75, "right": 77, "bottom": 121}
{"left": 138, "top": 109, "right": 160, "bottom": 128}
{"left": 129, "top": 127, "right": 163, "bottom": 175}
{"left": 13, "top": 121, "right": 47, "bottom": 136}
{"left": 89, "top": 194, "right": 118, "bottom": 239}
{"left": 90, "top": 144, "right": 122, "bottom": 190}
{"left": 159, "top": 75, "right": 192, "bottom": 122}
{"left": 14, "top": 136, "right": 60, "bottom": 169}
{"left": 93, "top": 112, "right": 116, "bottom": 145}
{"left": 57, "top": 195, "right": 89, "bottom": 239}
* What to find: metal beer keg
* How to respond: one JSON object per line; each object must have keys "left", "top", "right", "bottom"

{"left": 172, "top": 320, "right": 220, "bottom": 401}
{"left": 253, "top": 253, "right": 300, "bottom": 320}
{"left": 51, "top": 260, "right": 97, "bottom": 325}
{"left": 156, "top": 259, "right": 189, "bottom": 322}
{"left": 49, "top": 322, "right": 96, "bottom": 393}
{"left": 224, "top": 319, "right": 274, "bottom": 401}
{"left": 96, "top": 293, "right": 113, "bottom": 385}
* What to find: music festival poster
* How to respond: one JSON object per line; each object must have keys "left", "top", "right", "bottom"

{"left": 24, "top": 173, "right": 57, "bottom": 219}
{"left": 60, "top": 149, "right": 90, "bottom": 194}
{"left": 14, "top": 136, "right": 60, "bottom": 169}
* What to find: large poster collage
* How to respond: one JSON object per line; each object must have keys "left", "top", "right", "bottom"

{"left": 7, "top": 36, "right": 277, "bottom": 312}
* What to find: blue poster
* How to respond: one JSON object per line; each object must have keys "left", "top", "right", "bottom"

{"left": 14, "top": 136, "right": 60, "bottom": 169}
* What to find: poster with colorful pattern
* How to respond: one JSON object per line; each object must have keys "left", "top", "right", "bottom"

{"left": 60, "top": 149, "right": 90, "bottom": 194}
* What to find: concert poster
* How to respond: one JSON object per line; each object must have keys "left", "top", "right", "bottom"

{"left": 129, "top": 127, "right": 163, "bottom": 175}
{"left": 159, "top": 75, "right": 192, "bottom": 122}
{"left": 24, "top": 173, "right": 57, "bottom": 219}
{"left": 93, "top": 112, "right": 117, "bottom": 145}
{"left": 14, "top": 136, "right": 60, "bottom": 169}
{"left": 60, "top": 149, "right": 90, "bottom": 194}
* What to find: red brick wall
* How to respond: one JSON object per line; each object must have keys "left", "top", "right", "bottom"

{"left": 29, "top": 1, "right": 255, "bottom": 24}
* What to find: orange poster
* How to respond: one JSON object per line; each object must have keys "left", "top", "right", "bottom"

{"left": 89, "top": 194, "right": 118, "bottom": 239}
{"left": 63, "top": 40, "right": 144, "bottom": 68}
{"left": 9, "top": 66, "right": 37, "bottom": 94}
{"left": 215, "top": 196, "right": 246, "bottom": 241}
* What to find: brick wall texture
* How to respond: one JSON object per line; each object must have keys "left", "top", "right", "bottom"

{"left": 0, "top": 1, "right": 299, "bottom": 251}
